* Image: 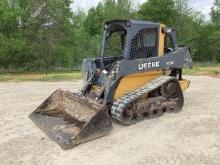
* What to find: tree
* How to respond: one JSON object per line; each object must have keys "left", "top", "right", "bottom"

{"left": 84, "top": 3, "right": 104, "bottom": 36}
{"left": 0, "top": 0, "right": 219, "bottom": 70}
{"left": 138, "top": 0, "right": 176, "bottom": 25}
{"left": 24, "top": 0, "right": 76, "bottom": 70}
{"left": 0, "top": 0, "right": 79, "bottom": 70}
{"left": 84, "top": 0, "right": 135, "bottom": 36}
{"left": 208, "top": 31, "right": 220, "bottom": 62}
{"left": 204, "top": 0, "right": 220, "bottom": 63}
{"left": 211, "top": 0, "right": 220, "bottom": 26}
{"left": 0, "top": 0, "right": 26, "bottom": 69}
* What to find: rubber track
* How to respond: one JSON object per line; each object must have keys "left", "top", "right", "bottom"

{"left": 111, "top": 76, "right": 178, "bottom": 124}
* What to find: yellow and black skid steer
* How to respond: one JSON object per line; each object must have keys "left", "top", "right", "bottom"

{"left": 30, "top": 19, "right": 193, "bottom": 149}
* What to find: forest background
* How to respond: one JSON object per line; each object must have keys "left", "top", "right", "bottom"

{"left": 0, "top": 0, "right": 219, "bottom": 77}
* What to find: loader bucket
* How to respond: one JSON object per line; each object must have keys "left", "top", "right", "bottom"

{"left": 29, "top": 89, "right": 112, "bottom": 149}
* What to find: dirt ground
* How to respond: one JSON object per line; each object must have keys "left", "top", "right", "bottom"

{"left": 0, "top": 76, "right": 220, "bottom": 165}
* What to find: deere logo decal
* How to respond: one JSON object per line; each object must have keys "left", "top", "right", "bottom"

{"left": 138, "top": 61, "right": 160, "bottom": 70}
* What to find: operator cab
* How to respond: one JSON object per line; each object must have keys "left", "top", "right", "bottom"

{"left": 101, "top": 19, "right": 160, "bottom": 72}
{"left": 83, "top": 20, "right": 162, "bottom": 87}
{"left": 101, "top": 20, "right": 127, "bottom": 72}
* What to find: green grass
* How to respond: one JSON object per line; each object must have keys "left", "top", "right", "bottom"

{"left": 0, "top": 71, "right": 82, "bottom": 82}
{"left": 183, "top": 63, "right": 220, "bottom": 77}
{"left": 1, "top": 63, "right": 220, "bottom": 82}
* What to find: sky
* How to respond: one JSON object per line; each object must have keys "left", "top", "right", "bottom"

{"left": 71, "top": 0, "right": 215, "bottom": 19}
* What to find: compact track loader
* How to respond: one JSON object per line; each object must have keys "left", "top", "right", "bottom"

{"left": 30, "top": 19, "right": 193, "bottom": 149}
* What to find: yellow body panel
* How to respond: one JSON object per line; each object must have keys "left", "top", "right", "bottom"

{"left": 179, "top": 79, "right": 190, "bottom": 91}
{"left": 159, "top": 25, "right": 166, "bottom": 57}
{"left": 114, "top": 71, "right": 163, "bottom": 100}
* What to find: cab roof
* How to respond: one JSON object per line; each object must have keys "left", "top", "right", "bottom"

{"left": 105, "top": 19, "right": 161, "bottom": 27}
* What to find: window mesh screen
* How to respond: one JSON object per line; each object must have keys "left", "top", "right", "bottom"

{"left": 104, "top": 31, "right": 126, "bottom": 57}
{"left": 130, "top": 28, "right": 158, "bottom": 59}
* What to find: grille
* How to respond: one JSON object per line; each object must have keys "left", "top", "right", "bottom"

{"left": 104, "top": 31, "right": 126, "bottom": 57}
{"left": 130, "top": 28, "right": 158, "bottom": 59}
